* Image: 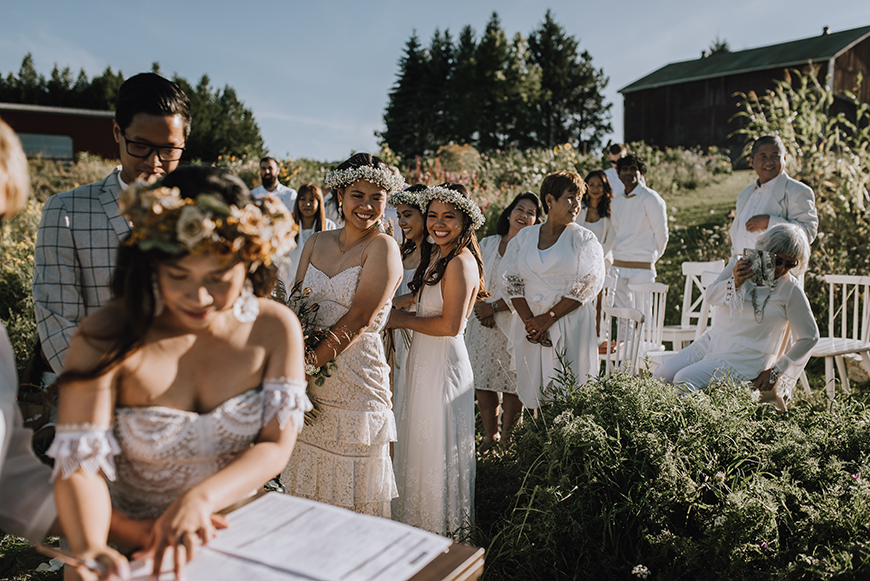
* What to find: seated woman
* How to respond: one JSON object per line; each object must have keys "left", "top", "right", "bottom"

{"left": 47, "top": 166, "right": 310, "bottom": 579}
{"left": 654, "top": 223, "right": 818, "bottom": 409}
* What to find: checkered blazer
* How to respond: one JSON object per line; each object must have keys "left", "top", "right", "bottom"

{"left": 33, "top": 168, "right": 130, "bottom": 374}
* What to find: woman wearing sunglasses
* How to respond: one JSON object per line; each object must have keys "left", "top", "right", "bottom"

{"left": 654, "top": 223, "right": 818, "bottom": 410}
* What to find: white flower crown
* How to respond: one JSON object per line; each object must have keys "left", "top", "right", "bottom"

{"left": 324, "top": 165, "right": 406, "bottom": 195}
{"left": 419, "top": 185, "right": 485, "bottom": 230}
{"left": 387, "top": 189, "right": 425, "bottom": 211}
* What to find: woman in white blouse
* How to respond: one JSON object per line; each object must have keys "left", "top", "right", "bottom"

{"left": 655, "top": 223, "right": 818, "bottom": 410}
{"left": 576, "top": 170, "right": 615, "bottom": 269}
{"left": 501, "top": 172, "right": 605, "bottom": 409}
{"left": 467, "top": 192, "right": 541, "bottom": 451}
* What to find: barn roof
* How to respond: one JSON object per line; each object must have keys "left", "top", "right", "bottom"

{"left": 0, "top": 102, "right": 114, "bottom": 118}
{"left": 620, "top": 25, "right": 870, "bottom": 94}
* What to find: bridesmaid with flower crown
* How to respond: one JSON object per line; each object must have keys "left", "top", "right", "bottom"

{"left": 281, "top": 154, "right": 404, "bottom": 517}
{"left": 387, "top": 182, "right": 486, "bottom": 536}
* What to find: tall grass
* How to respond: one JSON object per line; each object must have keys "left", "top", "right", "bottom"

{"left": 476, "top": 371, "right": 870, "bottom": 580}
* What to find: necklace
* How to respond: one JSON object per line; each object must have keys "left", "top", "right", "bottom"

{"left": 339, "top": 228, "right": 376, "bottom": 255}
{"left": 749, "top": 278, "right": 778, "bottom": 323}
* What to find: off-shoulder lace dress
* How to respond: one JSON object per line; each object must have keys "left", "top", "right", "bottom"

{"left": 280, "top": 265, "right": 398, "bottom": 517}
{"left": 46, "top": 379, "right": 310, "bottom": 520}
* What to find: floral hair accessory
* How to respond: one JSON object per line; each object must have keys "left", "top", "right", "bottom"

{"left": 419, "top": 185, "right": 486, "bottom": 230}
{"left": 387, "top": 189, "right": 425, "bottom": 211}
{"left": 324, "top": 165, "right": 406, "bottom": 195}
{"left": 119, "top": 180, "right": 298, "bottom": 268}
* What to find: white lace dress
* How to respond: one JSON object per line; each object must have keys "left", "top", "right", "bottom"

{"left": 46, "top": 379, "right": 311, "bottom": 520}
{"left": 465, "top": 235, "right": 516, "bottom": 394}
{"left": 281, "top": 265, "right": 398, "bottom": 517}
{"left": 500, "top": 223, "right": 605, "bottom": 409}
{"left": 392, "top": 280, "right": 475, "bottom": 536}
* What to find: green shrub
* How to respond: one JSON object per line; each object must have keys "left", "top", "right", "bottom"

{"left": 0, "top": 198, "right": 42, "bottom": 375}
{"left": 476, "top": 372, "right": 870, "bottom": 580}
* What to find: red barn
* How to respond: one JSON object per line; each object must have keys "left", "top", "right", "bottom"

{"left": 619, "top": 25, "right": 870, "bottom": 159}
{"left": 0, "top": 102, "right": 117, "bottom": 160}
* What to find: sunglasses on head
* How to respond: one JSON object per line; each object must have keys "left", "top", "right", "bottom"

{"left": 775, "top": 256, "right": 798, "bottom": 270}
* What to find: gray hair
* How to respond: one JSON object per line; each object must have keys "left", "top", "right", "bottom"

{"left": 756, "top": 223, "right": 811, "bottom": 275}
{"left": 751, "top": 135, "right": 786, "bottom": 157}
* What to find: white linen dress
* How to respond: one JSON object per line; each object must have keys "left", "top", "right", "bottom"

{"left": 392, "top": 280, "right": 475, "bottom": 536}
{"left": 500, "top": 223, "right": 605, "bottom": 409}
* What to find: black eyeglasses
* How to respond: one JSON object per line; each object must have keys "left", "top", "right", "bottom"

{"left": 121, "top": 131, "right": 185, "bottom": 161}
{"left": 775, "top": 256, "right": 798, "bottom": 270}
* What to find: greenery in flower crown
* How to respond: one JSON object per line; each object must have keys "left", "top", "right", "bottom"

{"left": 324, "top": 165, "right": 406, "bottom": 194}
{"left": 118, "top": 180, "right": 298, "bottom": 267}
{"left": 419, "top": 185, "right": 486, "bottom": 230}
{"left": 387, "top": 189, "right": 425, "bottom": 211}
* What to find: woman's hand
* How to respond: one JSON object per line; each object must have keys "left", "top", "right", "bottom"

{"left": 733, "top": 258, "right": 753, "bottom": 288}
{"left": 751, "top": 368, "right": 774, "bottom": 391}
{"left": 473, "top": 301, "right": 496, "bottom": 322}
{"left": 66, "top": 546, "right": 130, "bottom": 581}
{"left": 144, "top": 491, "right": 217, "bottom": 580}
{"left": 386, "top": 308, "right": 409, "bottom": 330}
{"left": 523, "top": 313, "right": 554, "bottom": 340}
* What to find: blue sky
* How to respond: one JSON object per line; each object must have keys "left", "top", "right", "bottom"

{"left": 2, "top": 1, "right": 869, "bottom": 161}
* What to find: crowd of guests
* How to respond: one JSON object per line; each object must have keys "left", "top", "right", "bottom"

{"left": 0, "top": 71, "right": 821, "bottom": 580}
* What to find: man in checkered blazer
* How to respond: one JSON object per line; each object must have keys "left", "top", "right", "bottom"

{"left": 33, "top": 73, "right": 191, "bottom": 374}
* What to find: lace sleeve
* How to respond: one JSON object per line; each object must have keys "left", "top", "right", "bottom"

{"left": 263, "top": 378, "right": 313, "bottom": 434}
{"left": 724, "top": 276, "right": 748, "bottom": 317}
{"left": 45, "top": 424, "right": 121, "bottom": 482}
{"left": 559, "top": 227, "right": 605, "bottom": 304}
{"left": 499, "top": 233, "right": 525, "bottom": 299}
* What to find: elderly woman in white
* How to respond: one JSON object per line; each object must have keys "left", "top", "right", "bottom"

{"left": 500, "top": 171, "right": 605, "bottom": 410}
{"left": 655, "top": 223, "right": 818, "bottom": 409}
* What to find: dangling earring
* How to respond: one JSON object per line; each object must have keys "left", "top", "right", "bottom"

{"left": 152, "top": 274, "right": 164, "bottom": 316}
{"left": 427, "top": 235, "right": 435, "bottom": 244}
{"left": 233, "top": 279, "right": 259, "bottom": 323}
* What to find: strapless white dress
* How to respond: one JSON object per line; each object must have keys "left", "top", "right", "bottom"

{"left": 281, "top": 265, "right": 398, "bottom": 517}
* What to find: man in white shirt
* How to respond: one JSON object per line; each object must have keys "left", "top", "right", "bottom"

{"left": 604, "top": 143, "right": 645, "bottom": 197}
{"left": 251, "top": 156, "right": 297, "bottom": 210}
{"left": 610, "top": 153, "right": 668, "bottom": 312}
{"left": 729, "top": 135, "right": 818, "bottom": 260}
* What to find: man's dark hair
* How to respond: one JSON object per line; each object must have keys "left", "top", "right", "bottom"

{"left": 608, "top": 143, "right": 627, "bottom": 156}
{"left": 260, "top": 156, "right": 278, "bottom": 166}
{"left": 115, "top": 73, "right": 191, "bottom": 137}
{"left": 616, "top": 153, "right": 647, "bottom": 175}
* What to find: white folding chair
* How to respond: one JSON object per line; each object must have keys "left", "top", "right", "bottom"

{"left": 691, "top": 271, "right": 723, "bottom": 339}
{"left": 805, "top": 275, "right": 870, "bottom": 401}
{"left": 628, "top": 282, "right": 669, "bottom": 370}
{"left": 662, "top": 260, "right": 725, "bottom": 350}
{"left": 601, "top": 306, "right": 645, "bottom": 375}
{"left": 598, "top": 273, "right": 618, "bottom": 342}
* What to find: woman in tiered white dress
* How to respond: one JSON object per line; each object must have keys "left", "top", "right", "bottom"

{"left": 281, "top": 154, "right": 404, "bottom": 517}
{"left": 501, "top": 171, "right": 605, "bottom": 409}
{"left": 387, "top": 183, "right": 486, "bottom": 537}
{"left": 467, "top": 192, "right": 541, "bottom": 452}
{"left": 48, "top": 166, "right": 310, "bottom": 580}
{"left": 388, "top": 184, "right": 428, "bottom": 434}
{"left": 280, "top": 182, "right": 337, "bottom": 288}
{"left": 577, "top": 170, "right": 615, "bottom": 270}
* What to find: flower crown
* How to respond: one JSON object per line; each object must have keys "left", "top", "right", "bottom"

{"left": 118, "top": 180, "right": 298, "bottom": 268}
{"left": 419, "top": 185, "right": 486, "bottom": 230}
{"left": 324, "top": 165, "right": 406, "bottom": 194}
{"left": 387, "top": 189, "right": 425, "bottom": 211}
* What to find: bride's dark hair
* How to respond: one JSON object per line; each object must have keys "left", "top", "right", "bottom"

{"left": 408, "top": 183, "right": 488, "bottom": 301}
{"left": 59, "top": 166, "right": 278, "bottom": 383}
